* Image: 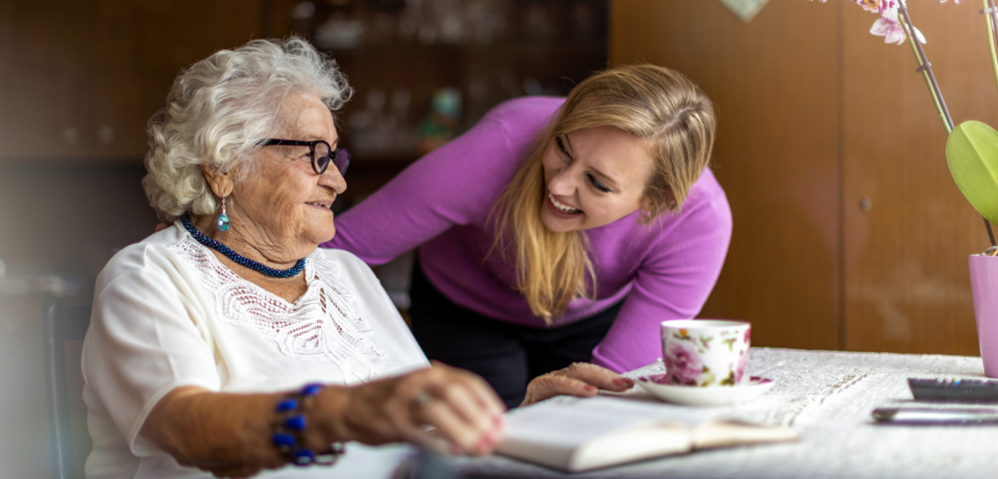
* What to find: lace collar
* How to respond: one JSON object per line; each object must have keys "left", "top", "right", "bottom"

{"left": 169, "top": 235, "right": 386, "bottom": 381}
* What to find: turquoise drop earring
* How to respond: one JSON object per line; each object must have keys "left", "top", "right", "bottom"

{"left": 217, "top": 196, "right": 231, "bottom": 232}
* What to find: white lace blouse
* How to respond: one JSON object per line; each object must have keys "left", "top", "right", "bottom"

{"left": 80, "top": 222, "right": 429, "bottom": 479}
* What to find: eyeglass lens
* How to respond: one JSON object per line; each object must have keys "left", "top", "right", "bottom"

{"left": 332, "top": 148, "right": 350, "bottom": 175}
{"left": 313, "top": 141, "right": 331, "bottom": 174}
{"left": 312, "top": 142, "right": 350, "bottom": 176}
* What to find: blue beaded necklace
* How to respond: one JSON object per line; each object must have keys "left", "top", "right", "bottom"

{"left": 181, "top": 214, "right": 306, "bottom": 279}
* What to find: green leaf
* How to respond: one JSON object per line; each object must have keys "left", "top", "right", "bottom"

{"left": 946, "top": 121, "right": 998, "bottom": 224}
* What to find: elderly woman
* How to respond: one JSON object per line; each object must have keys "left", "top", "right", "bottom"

{"left": 81, "top": 38, "right": 631, "bottom": 479}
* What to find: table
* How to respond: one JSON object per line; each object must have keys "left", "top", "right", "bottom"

{"left": 425, "top": 347, "right": 998, "bottom": 479}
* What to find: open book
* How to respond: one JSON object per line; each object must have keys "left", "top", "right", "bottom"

{"left": 496, "top": 396, "right": 796, "bottom": 472}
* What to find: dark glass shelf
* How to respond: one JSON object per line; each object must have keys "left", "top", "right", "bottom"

{"left": 322, "top": 39, "right": 606, "bottom": 57}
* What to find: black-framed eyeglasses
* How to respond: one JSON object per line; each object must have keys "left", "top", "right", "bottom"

{"left": 261, "top": 139, "right": 350, "bottom": 176}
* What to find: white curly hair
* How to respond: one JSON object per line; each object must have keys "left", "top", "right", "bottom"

{"left": 142, "top": 37, "right": 352, "bottom": 222}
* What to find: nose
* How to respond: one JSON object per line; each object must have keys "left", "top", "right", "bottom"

{"left": 546, "top": 164, "right": 576, "bottom": 197}
{"left": 319, "top": 167, "right": 347, "bottom": 195}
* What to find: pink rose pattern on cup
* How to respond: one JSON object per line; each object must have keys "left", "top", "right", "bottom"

{"left": 664, "top": 327, "right": 749, "bottom": 387}
{"left": 663, "top": 339, "right": 704, "bottom": 385}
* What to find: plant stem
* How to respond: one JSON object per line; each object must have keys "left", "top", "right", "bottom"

{"left": 897, "top": 0, "right": 954, "bottom": 133}
{"left": 985, "top": 0, "right": 998, "bottom": 93}
{"left": 898, "top": 1, "right": 996, "bottom": 245}
{"left": 985, "top": 0, "right": 998, "bottom": 246}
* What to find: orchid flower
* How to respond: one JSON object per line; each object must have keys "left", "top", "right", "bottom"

{"left": 871, "top": 7, "right": 909, "bottom": 44}
{"left": 810, "top": 0, "right": 959, "bottom": 44}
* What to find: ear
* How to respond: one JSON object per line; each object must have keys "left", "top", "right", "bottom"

{"left": 639, "top": 195, "right": 656, "bottom": 216}
{"left": 201, "top": 164, "right": 234, "bottom": 199}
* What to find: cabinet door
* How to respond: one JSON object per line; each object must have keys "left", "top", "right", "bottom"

{"left": 0, "top": 1, "right": 98, "bottom": 160}
{"left": 841, "top": 2, "right": 993, "bottom": 355}
{"left": 610, "top": 0, "right": 842, "bottom": 350}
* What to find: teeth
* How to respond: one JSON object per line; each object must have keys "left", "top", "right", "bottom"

{"left": 548, "top": 192, "right": 580, "bottom": 214}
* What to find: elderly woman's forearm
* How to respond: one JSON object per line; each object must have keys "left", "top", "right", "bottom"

{"left": 142, "top": 387, "right": 285, "bottom": 471}
{"left": 141, "top": 386, "right": 356, "bottom": 473}
{"left": 139, "top": 366, "right": 508, "bottom": 472}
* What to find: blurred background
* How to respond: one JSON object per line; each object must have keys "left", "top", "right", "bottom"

{"left": 2, "top": 0, "right": 997, "bottom": 477}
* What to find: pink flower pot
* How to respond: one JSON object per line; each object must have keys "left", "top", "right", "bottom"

{"left": 969, "top": 254, "right": 998, "bottom": 378}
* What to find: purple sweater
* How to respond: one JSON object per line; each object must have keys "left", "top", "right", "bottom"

{"left": 324, "top": 97, "right": 732, "bottom": 373}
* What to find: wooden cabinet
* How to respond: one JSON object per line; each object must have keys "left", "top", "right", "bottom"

{"left": 0, "top": 1, "right": 263, "bottom": 162}
{"left": 610, "top": 0, "right": 996, "bottom": 355}
{"left": 265, "top": 0, "right": 608, "bottom": 203}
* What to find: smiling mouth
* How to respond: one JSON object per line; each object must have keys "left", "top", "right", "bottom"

{"left": 547, "top": 192, "right": 582, "bottom": 215}
{"left": 306, "top": 201, "right": 333, "bottom": 210}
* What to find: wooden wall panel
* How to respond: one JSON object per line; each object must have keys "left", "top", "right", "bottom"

{"left": 612, "top": 0, "right": 998, "bottom": 355}
{"left": 841, "top": 3, "right": 997, "bottom": 354}
{"left": 610, "top": 0, "right": 842, "bottom": 350}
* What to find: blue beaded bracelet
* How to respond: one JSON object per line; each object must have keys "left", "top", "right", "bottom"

{"left": 272, "top": 383, "right": 344, "bottom": 466}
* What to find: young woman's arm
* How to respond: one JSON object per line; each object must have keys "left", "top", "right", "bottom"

{"left": 324, "top": 97, "right": 564, "bottom": 264}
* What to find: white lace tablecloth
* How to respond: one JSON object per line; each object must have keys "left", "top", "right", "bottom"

{"left": 432, "top": 347, "right": 998, "bottom": 479}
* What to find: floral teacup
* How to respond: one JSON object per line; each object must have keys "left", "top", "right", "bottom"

{"left": 661, "top": 320, "right": 751, "bottom": 387}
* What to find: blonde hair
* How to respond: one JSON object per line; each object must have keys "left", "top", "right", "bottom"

{"left": 142, "top": 37, "right": 352, "bottom": 222}
{"left": 491, "top": 64, "right": 717, "bottom": 322}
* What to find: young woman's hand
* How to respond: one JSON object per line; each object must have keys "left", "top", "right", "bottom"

{"left": 521, "top": 362, "right": 634, "bottom": 407}
{"left": 319, "top": 361, "right": 506, "bottom": 456}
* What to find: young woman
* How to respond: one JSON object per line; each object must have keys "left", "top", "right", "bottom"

{"left": 325, "top": 65, "right": 731, "bottom": 407}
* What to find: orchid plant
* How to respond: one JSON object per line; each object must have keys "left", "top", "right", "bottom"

{"left": 813, "top": 0, "right": 998, "bottom": 248}
{"left": 811, "top": 0, "right": 960, "bottom": 45}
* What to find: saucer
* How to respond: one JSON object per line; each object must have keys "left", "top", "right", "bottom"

{"left": 636, "top": 374, "right": 775, "bottom": 406}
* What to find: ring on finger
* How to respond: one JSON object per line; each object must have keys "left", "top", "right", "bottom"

{"left": 413, "top": 392, "right": 431, "bottom": 407}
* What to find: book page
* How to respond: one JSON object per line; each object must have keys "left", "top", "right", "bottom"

{"left": 502, "top": 396, "right": 721, "bottom": 443}
{"left": 572, "top": 423, "right": 691, "bottom": 472}
{"left": 693, "top": 421, "right": 797, "bottom": 450}
{"left": 497, "top": 396, "right": 726, "bottom": 471}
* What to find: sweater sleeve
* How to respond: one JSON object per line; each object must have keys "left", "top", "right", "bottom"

{"left": 325, "top": 114, "right": 515, "bottom": 264}
{"left": 590, "top": 177, "right": 733, "bottom": 373}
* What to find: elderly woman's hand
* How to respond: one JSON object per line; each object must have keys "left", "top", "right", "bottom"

{"left": 521, "top": 362, "right": 634, "bottom": 407}
{"left": 322, "top": 361, "right": 506, "bottom": 456}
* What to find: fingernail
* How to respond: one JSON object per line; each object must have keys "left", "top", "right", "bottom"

{"left": 584, "top": 385, "right": 597, "bottom": 393}
{"left": 493, "top": 415, "right": 504, "bottom": 427}
{"left": 450, "top": 443, "right": 464, "bottom": 455}
{"left": 613, "top": 378, "right": 633, "bottom": 387}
